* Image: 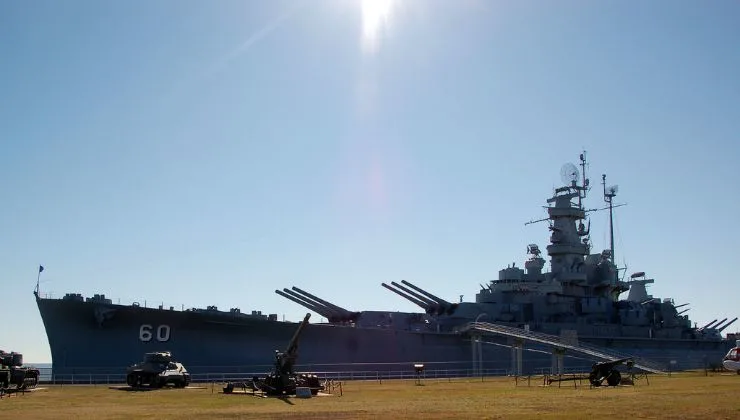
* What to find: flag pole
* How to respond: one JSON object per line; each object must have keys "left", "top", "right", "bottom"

{"left": 36, "top": 265, "right": 44, "bottom": 295}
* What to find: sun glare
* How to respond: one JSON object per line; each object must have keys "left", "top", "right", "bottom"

{"left": 362, "top": 0, "right": 393, "bottom": 53}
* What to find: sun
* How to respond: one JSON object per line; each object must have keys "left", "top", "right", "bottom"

{"left": 362, "top": 0, "right": 393, "bottom": 53}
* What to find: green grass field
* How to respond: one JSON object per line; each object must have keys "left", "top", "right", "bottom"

{"left": 1, "top": 372, "right": 738, "bottom": 419}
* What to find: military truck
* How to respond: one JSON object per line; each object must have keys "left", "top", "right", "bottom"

{"left": 126, "top": 351, "right": 190, "bottom": 388}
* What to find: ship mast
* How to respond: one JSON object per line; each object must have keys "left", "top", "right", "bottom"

{"left": 602, "top": 174, "right": 618, "bottom": 283}
{"left": 578, "top": 151, "right": 589, "bottom": 208}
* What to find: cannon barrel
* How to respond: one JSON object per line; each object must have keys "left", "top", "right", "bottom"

{"left": 400, "top": 280, "right": 450, "bottom": 305}
{"left": 709, "top": 318, "right": 728, "bottom": 330}
{"left": 593, "top": 357, "right": 632, "bottom": 370}
{"left": 700, "top": 319, "right": 719, "bottom": 330}
{"left": 284, "top": 313, "right": 311, "bottom": 357}
{"left": 677, "top": 308, "right": 690, "bottom": 316}
{"left": 275, "top": 289, "right": 336, "bottom": 320}
{"left": 291, "top": 287, "right": 352, "bottom": 317}
{"left": 281, "top": 288, "right": 342, "bottom": 318}
{"left": 716, "top": 317, "right": 738, "bottom": 333}
{"left": 674, "top": 303, "right": 690, "bottom": 309}
{"left": 382, "top": 283, "right": 430, "bottom": 310}
{"left": 391, "top": 281, "right": 439, "bottom": 307}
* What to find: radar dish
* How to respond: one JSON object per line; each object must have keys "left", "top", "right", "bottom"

{"left": 560, "top": 163, "right": 580, "bottom": 185}
{"left": 606, "top": 185, "right": 619, "bottom": 197}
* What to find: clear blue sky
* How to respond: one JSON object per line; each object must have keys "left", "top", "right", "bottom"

{"left": 2, "top": 0, "right": 738, "bottom": 362}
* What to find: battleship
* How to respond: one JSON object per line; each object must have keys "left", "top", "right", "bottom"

{"left": 35, "top": 153, "right": 737, "bottom": 380}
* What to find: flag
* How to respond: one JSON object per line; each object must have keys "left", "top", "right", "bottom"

{"left": 39, "top": 265, "right": 44, "bottom": 273}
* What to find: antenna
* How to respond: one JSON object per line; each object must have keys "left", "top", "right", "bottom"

{"left": 602, "top": 174, "right": 618, "bottom": 283}
{"left": 579, "top": 151, "right": 590, "bottom": 206}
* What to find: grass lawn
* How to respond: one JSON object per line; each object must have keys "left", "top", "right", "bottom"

{"left": 1, "top": 371, "right": 738, "bottom": 419}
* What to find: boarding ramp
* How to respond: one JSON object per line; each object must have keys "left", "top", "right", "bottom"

{"left": 459, "top": 321, "right": 665, "bottom": 374}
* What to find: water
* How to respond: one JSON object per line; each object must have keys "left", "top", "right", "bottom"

{"left": 27, "top": 362, "right": 52, "bottom": 382}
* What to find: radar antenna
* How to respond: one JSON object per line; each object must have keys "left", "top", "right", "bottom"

{"left": 560, "top": 163, "right": 580, "bottom": 187}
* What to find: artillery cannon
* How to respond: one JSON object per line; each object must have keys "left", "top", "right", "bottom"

{"left": 125, "top": 351, "right": 190, "bottom": 388}
{"left": 587, "top": 357, "right": 634, "bottom": 386}
{"left": 547, "top": 357, "right": 634, "bottom": 387}
{"left": 0, "top": 350, "right": 40, "bottom": 390}
{"left": 224, "top": 313, "right": 323, "bottom": 396}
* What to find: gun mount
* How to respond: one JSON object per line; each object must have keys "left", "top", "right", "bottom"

{"left": 224, "top": 313, "right": 324, "bottom": 396}
{"left": 0, "top": 350, "right": 40, "bottom": 390}
{"left": 547, "top": 358, "right": 635, "bottom": 387}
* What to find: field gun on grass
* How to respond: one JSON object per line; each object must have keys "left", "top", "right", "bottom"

{"left": 0, "top": 350, "right": 40, "bottom": 390}
{"left": 224, "top": 313, "right": 323, "bottom": 396}
{"left": 548, "top": 357, "right": 634, "bottom": 387}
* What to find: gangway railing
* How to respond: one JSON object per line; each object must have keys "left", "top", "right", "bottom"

{"left": 458, "top": 321, "right": 666, "bottom": 374}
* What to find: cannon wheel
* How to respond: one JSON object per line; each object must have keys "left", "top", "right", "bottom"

{"left": 606, "top": 370, "right": 621, "bottom": 386}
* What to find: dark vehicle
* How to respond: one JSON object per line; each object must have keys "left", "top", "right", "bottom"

{"left": 126, "top": 351, "right": 190, "bottom": 388}
{"left": 0, "top": 350, "right": 40, "bottom": 390}
{"left": 224, "top": 313, "right": 323, "bottom": 396}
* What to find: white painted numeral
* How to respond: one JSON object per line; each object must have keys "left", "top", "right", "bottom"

{"left": 139, "top": 324, "right": 171, "bottom": 342}
{"left": 156, "top": 325, "right": 171, "bottom": 342}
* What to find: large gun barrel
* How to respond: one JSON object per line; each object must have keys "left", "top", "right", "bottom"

{"left": 400, "top": 280, "right": 451, "bottom": 306}
{"left": 709, "top": 318, "right": 728, "bottom": 330}
{"left": 716, "top": 317, "right": 738, "bottom": 333}
{"left": 390, "top": 281, "right": 439, "bottom": 307}
{"left": 291, "top": 287, "right": 352, "bottom": 318}
{"left": 700, "top": 319, "right": 719, "bottom": 330}
{"left": 275, "top": 289, "right": 336, "bottom": 320}
{"left": 382, "top": 283, "right": 430, "bottom": 310}
{"left": 284, "top": 313, "right": 311, "bottom": 357}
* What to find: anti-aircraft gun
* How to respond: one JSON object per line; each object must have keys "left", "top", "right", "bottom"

{"left": 0, "top": 350, "right": 40, "bottom": 390}
{"left": 125, "top": 351, "right": 190, "bottom": 388}
{"left": 548, "top": 357, "right": 635, "bottom": 387}
{"left": 224, "top": 313, "right": 323, "bottom": 396}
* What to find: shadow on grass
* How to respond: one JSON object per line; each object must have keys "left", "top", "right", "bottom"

{"left": 219, "top": 390, "right": 296, "bottom": 404}
{"left": 109, "top": 386, "right": 158, "bottom": 392}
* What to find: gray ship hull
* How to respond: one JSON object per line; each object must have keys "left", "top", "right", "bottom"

{"left": 36, "top": 293, "right": 732, "bottom": 379}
